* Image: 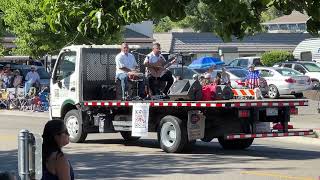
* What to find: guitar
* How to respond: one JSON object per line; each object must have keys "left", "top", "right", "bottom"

{"left": 148, "top": 56, "right": 177, "bottom": 78}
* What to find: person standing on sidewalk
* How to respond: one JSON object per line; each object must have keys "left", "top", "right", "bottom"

{"left": 42, "top": 120, "right": 74, "bottom": 180}
{"left": 245, "top": 64, "right": 260, "bottom": 89}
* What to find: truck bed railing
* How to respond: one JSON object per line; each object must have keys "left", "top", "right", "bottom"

{"left": 82, "top": 99, "right": 308, "bottom": 108}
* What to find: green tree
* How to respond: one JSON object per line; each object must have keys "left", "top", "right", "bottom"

{"left": 0, "top": 0, "right": 123, "bottom": 57}
{"left": 261, "top": 50, "right": 294, "bottom": 67}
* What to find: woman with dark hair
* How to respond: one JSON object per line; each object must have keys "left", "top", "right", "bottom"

{"left": 42, "top": 120, "right": 74, "bottom": 180}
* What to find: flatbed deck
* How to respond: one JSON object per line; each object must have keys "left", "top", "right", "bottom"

{"left": 82, "top": 99, "right": 308, "bottom": 108}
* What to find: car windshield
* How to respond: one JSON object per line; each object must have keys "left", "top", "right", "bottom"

{"left": 21, "top": 68, "right": 50, "bottom": 79}
{"left": 228, "top": 69, "right": 248, "bottom": 78}
{"left": 303, "top": 63, "right": 320, "bottom": 72}
{"left": 170, "top": 68, "right": 197, "bottom": 79}
{"left": 276, "top": 69, "right": 302, "bottom": 76}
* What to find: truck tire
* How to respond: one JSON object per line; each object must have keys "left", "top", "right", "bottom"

{"left": 64, "top": 109, "right": 87, "bottom": 143}
{"left": 157, "top": 115, "right": 187, "bottom": 153}
{"left": 218, "top": 137, "right": 254, "bottom": 150}
{"left": 120, "top": 131, "right": 140, "bottom": 142}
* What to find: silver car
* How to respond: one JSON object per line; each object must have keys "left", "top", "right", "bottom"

{"left": 256, "top": 67, "right": 312, "bottom": 99}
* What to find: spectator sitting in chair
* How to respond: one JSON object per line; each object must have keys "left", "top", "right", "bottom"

{"left": 115, "top": 42, "right": 145, "bottom": 100}
{"left": 24, "top": 65, "right": 40, "bottom": 95}
{"left": 12, "top": 70, "right": 23, "bottom": 88}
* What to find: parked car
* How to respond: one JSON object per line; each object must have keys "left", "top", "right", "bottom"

{"left": 209, "top": 67, "right": 269, "bottom": 96}
{"left": 11, "top": 64, "right": 50, "bottom": 88}
{"left": 273, "top": 61, "right": 320, "bottom": 88}
{"left": 169, "top": 65, "right": 200, "bottom": 81}
{"left": 255, "top": 67, "right": 312, "bottom": 99}
{"left": 227, "top": 56, "right": 262, "bottom": 68}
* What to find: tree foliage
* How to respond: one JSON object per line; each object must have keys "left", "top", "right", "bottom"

{"left": 1, "top": 0, "right": 320, "bottom": 57}
{"left": 261, "top": 50, "right": 294, "bottom": 67}
{"left": 0, "top": 0, "right": 123, "bottom": 57}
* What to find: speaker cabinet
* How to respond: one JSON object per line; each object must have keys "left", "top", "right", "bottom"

{"left": 168, "top": 80, "right": 202, "bottom": 100}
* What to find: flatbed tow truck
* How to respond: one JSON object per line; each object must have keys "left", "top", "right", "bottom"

{"left": 50, "top": 45, "right": 313, "bottom": 153}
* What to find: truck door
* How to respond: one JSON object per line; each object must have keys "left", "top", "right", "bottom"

{"left": 50, "top": 51, "right": 78, "bottom": 118}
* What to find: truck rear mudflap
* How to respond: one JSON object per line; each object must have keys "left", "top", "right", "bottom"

{"left": 225, "top": 129, "right": 314, "bottom": 140}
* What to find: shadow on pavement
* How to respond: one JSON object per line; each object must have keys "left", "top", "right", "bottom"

{"left": 2, "top": 139, "right": 320, "bottom": 179}
{"left": 65, "top": 139, "right": 320, "bottom": 179}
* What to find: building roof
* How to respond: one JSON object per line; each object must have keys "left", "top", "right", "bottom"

{"left": 124, "top": 28, "right": 154, "bottom": 43}
{"left": 153, "top": 32, "right": 313, "bottom": 53}
{"left": 263, "top": 11, "right": 309, "bottom": 25}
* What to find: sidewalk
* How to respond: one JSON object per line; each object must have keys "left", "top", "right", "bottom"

{"left": 0, "top": 109, "right": 49, "bottom": 118}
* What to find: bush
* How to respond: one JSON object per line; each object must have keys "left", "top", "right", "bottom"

{"left": 261, "top": 50, "right": 294, "bottom": 67}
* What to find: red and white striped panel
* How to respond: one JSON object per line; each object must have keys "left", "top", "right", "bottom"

{"left": 82, "top": 100, "right": 308, "bottom": 108}
{"left": 225, "top": 130, "right": 314, "bottom": 140}
{"left": 232, "top": 89, "right": 255, "bottom": 96}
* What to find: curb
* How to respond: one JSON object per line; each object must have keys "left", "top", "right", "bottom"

{"left": 0, "top": 110, "right": 49, "bottom": 118}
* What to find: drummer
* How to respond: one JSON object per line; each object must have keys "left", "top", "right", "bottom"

{"left": 115, "top": 42, "right": 145, "bottom": 100}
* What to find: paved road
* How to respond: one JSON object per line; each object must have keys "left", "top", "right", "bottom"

{"left": 1, "top": 111, "right": 320, "bottom": 180}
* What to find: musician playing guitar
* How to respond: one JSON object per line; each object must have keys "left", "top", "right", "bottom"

{"left": 116, "top": 42, "right": 145, "bottom": 100}
{"left": 144, "top": 42, "right": 176, "bottom": 96}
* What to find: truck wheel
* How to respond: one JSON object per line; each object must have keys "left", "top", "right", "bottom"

{"left": 294, "top": 93, "right": 304, "bottom": 98}
{"left": 64, "top": 109, "right": 87, "bottom": 143}
{"left": 268, "top": 85, "right": 279, "bottom": 99}
{"left": 218, "top": 137, "right": 254, "bottom": 150}
{"left": 157, "top": 115, "right": 187, "bottom": 153}
{"left": 120, "top": 131, "right": 140, "bottom": 142}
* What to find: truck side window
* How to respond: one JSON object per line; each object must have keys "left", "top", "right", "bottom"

{"left": 294, "top": 64, "right": 306, "bottom": 74}
{"left": 283, "top": 64, "right": 292, "bottom": 68}
{"left": 229, "top": 59, "right": 239, "bottom": 67}
{"left": 54, "top": 51, "right": 76, "bottom": 81}
{"left": 253, "top": 58, "right": 262, "bottom": 66}
{"left": 238, "top": 59, "right": 248, "bottom": 67}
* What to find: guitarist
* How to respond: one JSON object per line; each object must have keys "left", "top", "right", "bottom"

{"left": 144, "top": 42, "right": 175, "bottom": 96}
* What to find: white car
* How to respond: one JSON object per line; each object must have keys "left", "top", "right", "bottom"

{"left": 256, "top": 67, "right": 312, "bottom": 99}
{"left": 274, "top": 61, "right": 320, "bottom": 88}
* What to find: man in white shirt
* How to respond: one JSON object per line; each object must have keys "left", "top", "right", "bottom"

{"left": 116, "top": 42, "right": 144, "bottom": 99}
{"left": 144, "top": 43, "right": 174, "bottom": 95}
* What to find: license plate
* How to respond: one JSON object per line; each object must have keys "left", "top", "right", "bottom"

{"left": 266, "top": 108, "right": 278, "bottom": 116}
{"left": 298, "top": 80, "right": 305, "bottom": 84}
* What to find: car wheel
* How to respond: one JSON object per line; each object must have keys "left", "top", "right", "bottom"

{"left": 268, "top": 85, "right": 279, "bottom": 99}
